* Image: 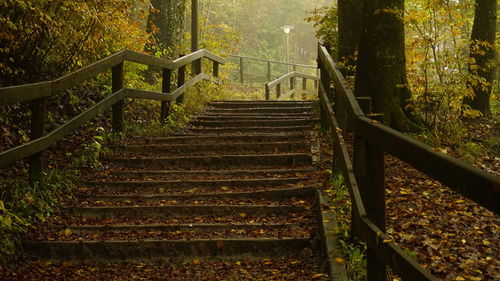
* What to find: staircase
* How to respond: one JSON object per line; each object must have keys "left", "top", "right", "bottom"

{"left": 22, "top": 101, "right": 330, "bottom": 279}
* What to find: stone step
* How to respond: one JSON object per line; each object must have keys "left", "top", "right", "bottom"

{"left": 196, "top": 115, "right": 315, "bottom": 121}
{"left": 80, "top": 178, "right": 309, "bottom": 194}
{"left": 103, "top": 153, "right": 312, "bottom": 169}
{"left": 190, "top": 119, "right": 315, "bottom": 128}
{"left": 46, "top": 223, "right": 301, "bottom": 234}
{"left": 130, "top": 133, "right": 311, "bottom": 145}
{"left": 188, "top": 126, "right": 312, "bottom": 134}
{"left": 23, "top": 238, "right": 311, "bottom": 261}
{"left": 204, "top": 107, "right": 314, "bottom": 114}
{"left": 208, "top": 101, "right": 316, "bottom": 108}
{"left": 106, "top": 168, "right": 316, "bottom": 180}
{"left": 77, "top": 187, "right": 315, "bottom": 203}
{"left": 67, "top": 205, "right": 307, "bottom": 219}
{"left": 117, "top": 142, "right": 310, "bottom": 156}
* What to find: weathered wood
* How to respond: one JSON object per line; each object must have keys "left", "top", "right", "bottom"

{"left": 265, "top": 85, "right": 270, "bottom": 101}
{"left": 177, "top": 54, "right": 186, "bottom": 104}
{"left": 169, "top": 73, "right": 211, "bottom": 101}
{"left": 0, "top": 82, "right": 52, "bottom": 106}
{"left": 267, "top": 72, "right": 318, "bottom": 89}
{"left": 358, "top": 217, "right": 440, "bottom": 281}
{"left": 112, "top": 63, "right": 124, "bottom": 132}
{"left": 28, "top": 97, "right": 48, "bottom": 182}
{"left": 193, "top": 58, "right": 202, "bottom": 76}
{"left": 213, "top": 62, "right": 219, "bottom": 78}
{"left": 362, "top": 141, "right": 386, "bottom": 281}
{"left": 318, "top": 44, "right": 363, "bottom": 117}
{"left": 320, "top": 80, "right": 438, "bottom": 281}
{"left": 302, "top": 78, "right": 307, "bottom": 91}
{"left": 126, "top": 89, "right": 175, "bottom": 101}
{"left": 161, "top": 68, "right": 172, "bottom": 121}
{"left": 356, "top": 116, "right": 500, "bottom": 214}
{"left": 276, "top": 83, "right": 281, "bottom": 98}
{"left": 125, "top": 50, "right": 172, "bottom": 69}
{"left": 53, "top": 51, "right": 126, "bottom": 93}
{"left": 229, "top": 54, "right": 317, "bottom": 69}
{"left": 0, "top": 89, "right": 127, "bottom": 169}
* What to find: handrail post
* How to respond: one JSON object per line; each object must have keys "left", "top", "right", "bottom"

{"left": 265, "top": 84, "right": 270, "bottom": 101}
{"left": 239, "top": 57, "right": 244, "bottom": 83}
{"left": 112, "top": 62, "right": 124, "bottom": 132}
{"left": 276, "top": 83, "right": 281, "bottom": 99}
{"left": 354, "top": 102, "right": 386, "bottom": 281}
{"left": 319, "top": 59, "right": 330, "bottom": 129}
{"left": 314, "top": 68, "right": 319, "bottom": 89}
{"left": 160, "top": 68, "right": 172, "bottom": 122}
{"left": 290, "top": 74, "right": 295, "bottom": 99}
{"left": 193, "top": 58, "right": 202, "bottom": 76}
{"left": 28, "top": 96, "right": 48, "bottom": 183}
{"left": 213, "top": 61, "right": 219, "bottom": 78}
{"left": 177, "top": 54, "right": 186, "bottom": 104}
{"left": 267, "top": 60, "right": 272, "bottom": 82}
{"left": 302, "top": 77, "right": 307, "bottom": 99}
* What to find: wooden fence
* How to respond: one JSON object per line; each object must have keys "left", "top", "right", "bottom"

{"left": 229, "top": 55, "right": 318, "bottom": 83}
{"left": 0, "top": 49, "right": 225, "bottom": 181}
{"left": 264, "top": 71, "right": 319, "bottom": 100}
{"left": 317, "top": 43, "right": 499, "bottom": 280}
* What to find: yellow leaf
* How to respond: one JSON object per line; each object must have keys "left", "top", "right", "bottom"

{"left": 312, "top": 273, "right": 327, "bottom": 279}
{"left": 334, "top": 257, "right": 345, "bottom": 263}
{"left": 220, "top": 186, "right": 230, "bottom": 191}
{"left": 61, "top": 229, "right": 72, "bottom": 236}
{"left": 239, "top": 213, "right": 247, "bottom": 218}
{"left": 455, "top": 277, "right": 465, "bottom": 281}
{"left": 193, "top": 259, "right": 201, "bottom": 265}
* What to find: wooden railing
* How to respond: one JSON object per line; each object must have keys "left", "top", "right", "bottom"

{"left": 264, "top": 71, "right": 318, "bottom": 100}
{"left": 0, "top": 49, "right": 225, "bottom": 180}
{"left": 229, "top": 55, "right": 317, "bottom": 83}
{"left": 317, "top": 43, "right": 499, "bottom": 280}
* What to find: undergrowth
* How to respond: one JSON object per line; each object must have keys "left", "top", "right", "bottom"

{"left": 326, "top": 173, "right": 367, "bottom": 280}
{"left": 0, "top": 169, "right": 76, "bottom": 264}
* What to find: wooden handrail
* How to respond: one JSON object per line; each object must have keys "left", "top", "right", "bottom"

{"left": 265, "top": 71, "right": 319, "bottom": 100}
{"left": 0, "top": 49, "right": 225, "bottom": 106}
{"left": 317, "top": 42, "right": 499, "bottom": 280}
{"left": 229, "top": 54, "right": 317, "bottom": 69}
{"left": 0, "top": 50, "right": 224, "bottom": 179}
{"left": 229, "top": 55, "right": 318, "bottom": 84}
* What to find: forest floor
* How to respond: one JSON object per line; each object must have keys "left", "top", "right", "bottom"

{"left": 340, "top": 130, "right": 499, "bottom": 281}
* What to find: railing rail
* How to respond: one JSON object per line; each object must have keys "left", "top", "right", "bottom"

{"left": 317, "top": 42, "right": 499, "bottom": 280}
{"left": 0, "top": 49, "right": 225, "bottom": 180}
{"left": 229, "top": 54, "right": 318, "bottom": 83}
{"left": 265, "top": 71, "right": 319, "bottom": 100}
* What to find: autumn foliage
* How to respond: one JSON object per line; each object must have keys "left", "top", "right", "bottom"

{"left": 0, "top": 0, "right": 149, "bottom": 86}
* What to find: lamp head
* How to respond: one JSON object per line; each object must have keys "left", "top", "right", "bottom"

{"left": 281, "top": 25, "right": 294, "bottom": 34}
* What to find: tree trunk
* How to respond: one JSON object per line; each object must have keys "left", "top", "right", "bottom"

{"left": 145, "top": 0, "right": 186, "bottom": 59}
{"left": 338, "top": 0, "right": 363, "bottom": 76}
{"left": 463, "top": 0, "right": 497, "bottom": 117}
{"left": 354, "top": 0, "right": 420, "bottom": 132}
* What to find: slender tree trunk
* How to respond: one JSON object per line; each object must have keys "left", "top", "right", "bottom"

{"left": 354, "top": 0, "right": 420, "bottom": 131}
{"left": 337, "top": 0, "right": 363, "bottom": 76}
{"left": 463, "top": 0, "right": 496, "bottom": 117}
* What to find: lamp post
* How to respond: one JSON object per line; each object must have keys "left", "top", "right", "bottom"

{"left": 281, "top": 25, "right": 294, "bottom": 72}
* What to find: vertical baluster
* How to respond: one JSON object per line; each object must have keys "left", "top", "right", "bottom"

{"left": 160, "top": 68, "right": 172, "bottom": 122}
{"left": 28, "top": 97, "right": 48, "bottom": 183}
